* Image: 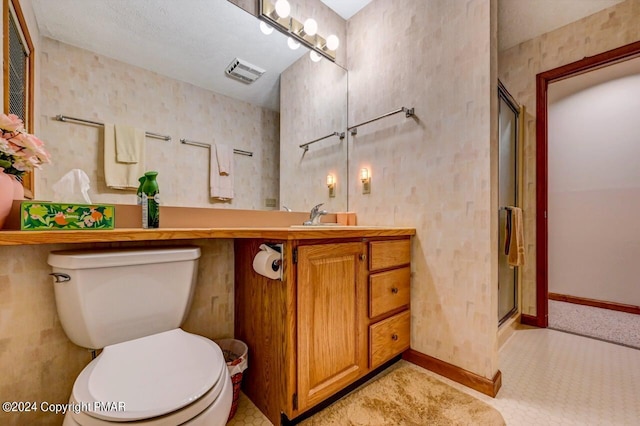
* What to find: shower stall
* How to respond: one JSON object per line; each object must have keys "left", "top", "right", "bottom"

{"left": 498, "top": 81, "right": 520, "bottom": 325}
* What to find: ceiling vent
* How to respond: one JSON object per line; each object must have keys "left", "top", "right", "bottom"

{"left": 225, "top": 58, "right": 265, "bottom": 84}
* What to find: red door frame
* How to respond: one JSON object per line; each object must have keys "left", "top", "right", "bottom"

{"left": 534, "top": 40, "right": 640, "bottom": 328}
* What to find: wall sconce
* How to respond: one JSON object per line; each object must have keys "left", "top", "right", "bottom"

{"left": 259, "top": 0, "right": 339, "bottom": 62}
{"left": 326, "top": 174, "right": 336, "bottom": 198}
{"left": 360, "top": 168, "right": 371, "bottom": 194}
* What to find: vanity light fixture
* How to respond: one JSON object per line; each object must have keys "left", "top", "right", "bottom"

{"left": 259, "top": 0, "right": 339, "bottom": 62}
{"left": 287, "top": 37, "right": 301, "bottom": 50}
{"left": 326, "top": 34, "right": 339, "bottom": 51}
{"left": 309, "top": 51, "right": 322, "bottom": 62}
{"left": 360, "top": 168, "right": 371, "bottom": 194}
{"left": 303, "top": 18, "right": 318, "bottom": 36}
{"left": 259, "top": 21, "right": 274, "bottom": 35}
{"left": 326, "top": 174, "right": 336, "bottom": 198}
{"left": 274, "top": 0, "right": 291, "bottom": 18}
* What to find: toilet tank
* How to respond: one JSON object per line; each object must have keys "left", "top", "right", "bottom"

{"left": 47, "top": 246, "right": 201, "bottom": 349}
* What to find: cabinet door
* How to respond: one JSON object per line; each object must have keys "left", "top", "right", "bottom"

{"left": 297, "top": 242, "right": 367, "bottom": 412}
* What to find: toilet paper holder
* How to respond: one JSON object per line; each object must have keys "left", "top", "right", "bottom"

{"left": 252, "top": 243, "right": 283, "bottom": 280}
{"left": 267, "top": 244, "right": 282, "bottom": 271}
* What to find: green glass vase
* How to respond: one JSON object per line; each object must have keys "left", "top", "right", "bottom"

{"left": 141, "top": 171, "right": 159, "bottom": 228}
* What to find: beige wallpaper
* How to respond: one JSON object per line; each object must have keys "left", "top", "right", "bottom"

{"left": 280, "top": 55, "right": 348, "bottom": 213}
{"left": 347, "top": 0, "right": 499, "bottom": 379}
{"left": 36, "top": 37, "right": 280, "bottom": 211}
{"left": 0, "top": 241, "right": 235, "bottom": 426}
{"left": 498, "top": 0, "right": 640, "bottom": 316}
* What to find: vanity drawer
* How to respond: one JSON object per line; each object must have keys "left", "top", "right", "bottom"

{"left": 369, "top": 267, "right": 410, "bottom": 318}
{"left": 369, "top": 310, "right": 410, "bottom": 368}
{"left": 369, "top": 239, "right": 411, "bottom": 271}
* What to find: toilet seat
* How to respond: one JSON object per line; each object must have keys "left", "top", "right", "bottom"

{"left": 72, "top": 329, "right": 226, "bottom": 422}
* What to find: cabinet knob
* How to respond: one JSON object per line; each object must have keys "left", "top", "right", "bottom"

{"left": 359, "top": 253, "right": 367, "bottom": 261}
{"left": 391, "top": 334, "right": 399, "bottom": 341}
{"left": 391, "top": 287, "right": 399, "bottom": 294}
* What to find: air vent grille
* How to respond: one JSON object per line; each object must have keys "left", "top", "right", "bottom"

{"left": 225, "top": 58, "right": 265, "bottom": 84}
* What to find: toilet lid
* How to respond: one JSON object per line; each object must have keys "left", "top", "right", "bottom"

{"left": 73, "top": 329, "right": 225, "bottom": 421}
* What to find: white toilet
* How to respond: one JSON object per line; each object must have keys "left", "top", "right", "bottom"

{"left": 48, "top": 246, "right": 233, "bottom": 425}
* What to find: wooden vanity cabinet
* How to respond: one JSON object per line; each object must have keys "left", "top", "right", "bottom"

{"left": 234, "top": 237, "right": 411, "bottom": 425}
{"left": 367, "top": 239, "right": 412, "bottom": 369}
{"left": 296, "top": 242, "right": 368, "bottom": 412}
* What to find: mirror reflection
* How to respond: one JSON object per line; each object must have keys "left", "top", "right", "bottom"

{"left": 31, "top": 0, "right": 348, "bottom": 211}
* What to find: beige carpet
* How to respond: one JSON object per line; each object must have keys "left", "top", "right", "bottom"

{"left": 301, "top": 362, "right": 506, "bottom": 426}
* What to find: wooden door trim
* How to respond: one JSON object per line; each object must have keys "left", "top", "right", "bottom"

{"left": 3, "top": 0, "right": 35, "bottom": 197}
{"left": 535, "top": 40, "right": 640, "bottom": 328}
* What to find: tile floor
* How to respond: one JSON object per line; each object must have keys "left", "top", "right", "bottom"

{"left": 549, "top": 300, "right": 640, "bottom": 349}
{"left": 229, "top": 327, "right": 640, "bottom": 425}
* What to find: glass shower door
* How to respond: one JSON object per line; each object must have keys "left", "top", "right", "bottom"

{"left": 498, "top": 82, "right": 519, "bottom": 325}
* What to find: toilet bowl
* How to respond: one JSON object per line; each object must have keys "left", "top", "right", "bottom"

{"left": 48, "top": 247, "right": 233, "bottom": 425}
{"left": 63, "top": 330, "right": 232, "bottom": 426}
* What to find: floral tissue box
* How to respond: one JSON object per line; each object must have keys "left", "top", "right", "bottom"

{"left": 20, "top": 202, "right": 115, "bottom": 230}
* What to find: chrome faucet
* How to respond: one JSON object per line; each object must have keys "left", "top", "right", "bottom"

{"left": 304, "top": 203, "right": 327, "bottom": 225}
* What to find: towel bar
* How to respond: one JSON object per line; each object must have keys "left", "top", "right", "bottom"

{"left": 55, "top": 114, "right": 171, "bottom": 141}
{"left": 180, "top": 139, "right": 253, "bottom": 157}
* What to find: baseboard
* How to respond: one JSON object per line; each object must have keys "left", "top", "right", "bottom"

{"left": 402, "top": 349, "right": 502, "bottom": 397}
{"left": 520, "top": 314, "right": 539, "bottom": 326}
{"left": 549, "top": 293, "right": 640, "bottom": 315}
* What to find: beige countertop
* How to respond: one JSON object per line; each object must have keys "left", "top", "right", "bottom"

{"left": 0, "top": 226, "right": 416, "bottom": 246}
{"left": 0, "top": 203, "right": 415, "bottom": 246}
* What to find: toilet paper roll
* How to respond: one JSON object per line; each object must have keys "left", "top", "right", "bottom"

{"left": 252, "top": 244, "right": 282, "bottom": 280}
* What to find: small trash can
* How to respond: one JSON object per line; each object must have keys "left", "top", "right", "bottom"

{"left": 216, "top": 339, "right": 248, "bottom": 421}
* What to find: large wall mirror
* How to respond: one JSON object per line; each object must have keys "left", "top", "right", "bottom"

{"left": 31, "top": 0, "right": 348, "bottom": 212}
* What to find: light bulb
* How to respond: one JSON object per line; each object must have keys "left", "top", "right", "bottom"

{"left": 287, "top": 37, "right": 300, "bottom": 50}
{"left": 303, "top": 18, "right": 318, "bottom": 36}
{"left": 360, "top": 168, "right": 369, "bottom": 181}
{"left": 310, "top": 51, "right": 322, "bottom": 62}
{"left": 275, "top": 0, "right": 290, "bottom": 18}
{"left": 326, "top": 175, "right": 334, "bottom": 186}
{"left": 326, "top": 34, "right": 339, "bottom": 50}
{"left": 260, "top": 21, "right": 273, "bottom": 35}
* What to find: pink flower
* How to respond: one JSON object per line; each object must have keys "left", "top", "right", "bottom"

{"left": 14, "top": 133, "right": 50, "bottom": 164}
{"left": 0, "top": 113, "right": 50, "bottom": 175}
{"left": 0, "top": 114, "right": 24, "bottom": 132}
{"left": 0, "top": 137, "right": 16, "bottom": 155}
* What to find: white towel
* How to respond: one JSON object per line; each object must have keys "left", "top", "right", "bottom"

{"left": 210, "top": 143, "right": 234, "bottom": 200}
{"left": 216, "top": 143, "right": 232, "bottom": 176}
{"left": 104, "top": 123, "right": 146, "bottom": 190}
{"left": 115, "top": 124, "right": 145, "bottom": 163}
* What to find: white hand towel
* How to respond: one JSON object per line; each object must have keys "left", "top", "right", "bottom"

{"left": 115, "top": 124, "right": 145, "bottom": 163}
{"left": 216, "top": 143, "right": 232, "bottom": 176}
{"left": 210, "top": 143, "right": 234, "bottom": 200}
{"left": 104, "top": 123, "right": 146, "bottom": 190}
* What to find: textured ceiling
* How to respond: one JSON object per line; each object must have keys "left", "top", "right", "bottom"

{"left": 31, "top": 0, "right": 308, "bottom": 111}
{"left": 499, "top": 0, "right": 625, "bottom": 51}
{"left": 320, "top": 0, "right": 372, "bottom": 20}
